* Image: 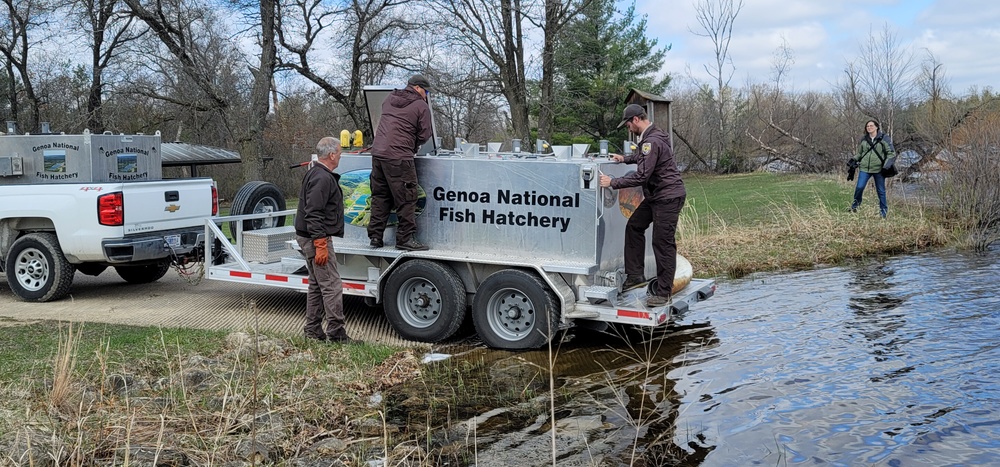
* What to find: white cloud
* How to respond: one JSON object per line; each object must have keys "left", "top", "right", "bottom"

{"left": 631, "top": 0, "right": 1000, "bottom": 94}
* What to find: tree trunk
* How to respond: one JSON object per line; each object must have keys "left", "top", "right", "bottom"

{"left": 88, "top": 70, "right": 104, "bottom": 132}
{"left": 537, "top": 0, "right": 558, "bottom": 143}
{"left": 242, "top": 0, "right": 277, "bottom": 183}
{"left": 501, "top": 0, "right": 530, "bottom": 142}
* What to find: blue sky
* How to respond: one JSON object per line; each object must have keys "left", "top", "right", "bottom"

{"left": 631, "top": 0, "right": 1000, "bottom": 94}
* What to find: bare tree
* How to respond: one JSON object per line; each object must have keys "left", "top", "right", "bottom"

{"left": 429, "top": 63, "right": 508, "bottom": 147}
{"left": 122, "top": 0, "right": 233, "bottom": 111}
{"left": 0, "top": 0, "right": 53, "bottom": 132}
{"left": 743, "top": 37, "right": 843, "bottom": 172}
{"left": 430, "top": 0, "right": 534, "bottom": 143}
{"left": 937, "top": 114, "right": 1000, "bottom": 250}
{"left": 691, "top": 0, "right": 744, "bottom": 171}
{"left": 123, "top": 0, "right": 275, "bottom": 182}
{"left": 69, "top": 0, "right": 144, "bottom": 132}
{"left": 843, "top": 23, "right": 915, "bottom": 137}
{"left": 235, "top": 0, "right": 278, "bottom": 182}
{"left": 276, "top": 0, "right": 419, "bottom": 135}
{"left": 534, "top": 0, "right": 593, "bottom": 143}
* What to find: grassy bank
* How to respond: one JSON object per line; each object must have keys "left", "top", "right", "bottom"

{"left": 679, "top": 172, "right": 954, "bottom": 278}
{"left": 0, "top": 320, "right": 410, "bottom": 464}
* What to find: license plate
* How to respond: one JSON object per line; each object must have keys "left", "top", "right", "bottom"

{"left": 165, "top": 234, "right": 181, "bottom": 248}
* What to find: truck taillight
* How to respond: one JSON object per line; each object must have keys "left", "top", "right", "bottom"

{"left": 98, "top": 192, "right": 124, "bottom": 226}
{"left": 211, "top": 185, "right": 218, "bottom": 216}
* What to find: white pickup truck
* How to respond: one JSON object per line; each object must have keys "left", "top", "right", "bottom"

{"left": 0, "top": 129, "right": 217, "bottom": 302}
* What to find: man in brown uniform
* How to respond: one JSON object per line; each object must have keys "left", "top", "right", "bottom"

{"left": 367, "top": 74, "right": 434, "bottom": 251}
{"left": 599, "top": 104, "right": 686, "bottom": 307}
{"left": 294, "top": 137, "right": 356, "bottom": 343}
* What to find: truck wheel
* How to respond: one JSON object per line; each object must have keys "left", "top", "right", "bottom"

{"left": 384, "top": 260, "right": 466, "bottom": 342}
{"left": 228, "top": 181, "right": 286, "bottom": 239}
{"left": 4, "top": 233, "right": 75, "bottom": 302}
{"left": 472, "top": 269, "right": 559, "bottom": 350}
{"left": 115, "top": 262, "right": 171, "bottom": 284}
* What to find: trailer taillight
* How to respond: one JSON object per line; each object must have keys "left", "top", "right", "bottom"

{"left": 98, "top": 192, "right": 124, "bottom": 226}
{"left": 211, "top": 185, "right": 219, "bottom": 216}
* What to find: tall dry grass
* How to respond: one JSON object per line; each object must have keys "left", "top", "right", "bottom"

{"left": 678, "top": 193, "right": 951, "bottom": 278}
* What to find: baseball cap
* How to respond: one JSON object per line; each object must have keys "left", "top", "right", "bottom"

{"left": 407, "top": 74, "right": 432, "bottom": 90}
{"left": 616, "top": 104, "right": 645, "bottom": 129}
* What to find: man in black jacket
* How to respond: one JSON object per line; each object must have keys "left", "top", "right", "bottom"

{"left": 599, "top": 104, "right": 686, "bottom": 307}
{"left": 294, "top": 137, "right": 355, "bottom": 343}
{"left": 367, "top": 74, "right": 434, "bottom": 251}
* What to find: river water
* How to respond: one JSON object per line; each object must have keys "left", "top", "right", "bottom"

{"left": 426, "top": 249, "right": 1000, "bottom": 466}
{"left": 660, "top": 249, "right": 1000, "bottom": 466}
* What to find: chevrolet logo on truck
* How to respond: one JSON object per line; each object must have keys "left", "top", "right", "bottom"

{"left": 164, "top": 204, "right": 180, "bottom": 213}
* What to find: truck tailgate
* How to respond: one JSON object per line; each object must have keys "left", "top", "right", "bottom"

{"left": 121, "top": 178, "right": 214, "bottom": 233}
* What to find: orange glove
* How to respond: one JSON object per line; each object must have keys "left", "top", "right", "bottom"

{"left": 313, "top": 237, "right": 329, "bottom": 266}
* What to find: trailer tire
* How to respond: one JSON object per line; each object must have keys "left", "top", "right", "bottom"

{"left": 472, "top": 269, "right": 559, "bottom": 350}
{"left": 384, "top": 260, "right": 466, "bottom": 342}
{"left": 115, "top": 261, "right": 171, "bottom": 284}
{"left": 5, "top": 233, "right": 75, "bottom": 302}
{"left": 228, "top": 181, "right": 286, "bottom": 240}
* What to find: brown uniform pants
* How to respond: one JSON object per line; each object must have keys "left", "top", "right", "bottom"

{"left": 624, "top": 195, "right": 685, "bottom": 297}
{"left": 296, "top": 236, "right": 346, "bottom": 340}
{"left": 367, "top": 158, "right": 419, "bottom": 244}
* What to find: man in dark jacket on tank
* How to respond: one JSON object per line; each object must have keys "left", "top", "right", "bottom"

{"left": 599, "top": 104, "right": 686, "bottom": 307}
{"left": 294, "top": 137, "right": 356, "bottom": 343}
{"left": 367, "top": 74, "right": 434, "bottom": 251}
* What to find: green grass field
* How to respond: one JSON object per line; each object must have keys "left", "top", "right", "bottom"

{"left": 684, "top": 172, "right": 847, "bottom": 231}
{"left": 677, "top": 172, "right": 952, "bottom": 277}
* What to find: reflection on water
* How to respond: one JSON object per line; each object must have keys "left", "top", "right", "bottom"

{"left": 426, "top": 250, "right": 1000, "bottom": 466}
{"left": 668, "top": 250, "right": 1000, "bottom": 466}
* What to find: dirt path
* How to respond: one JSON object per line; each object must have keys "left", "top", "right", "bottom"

{"left": 0, "top": 266, "right": 416, "bottom": 346}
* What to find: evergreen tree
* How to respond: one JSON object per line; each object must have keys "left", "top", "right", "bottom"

{"left": 552, "top": 0, "right": 669, "bottom": 147}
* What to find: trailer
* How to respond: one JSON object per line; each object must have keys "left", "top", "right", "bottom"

{"left": 202, "top": 87, "right": 715, "bottom": 350}
{"left": 204, "top": 157, "right": 715, "bottom": 350}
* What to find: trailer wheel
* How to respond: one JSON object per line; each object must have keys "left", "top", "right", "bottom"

{"left": 228, "top": 181, "right": 286, "bottom": 239}
{"left": 384, "top": 260, "right": 466, "bottom": 342}
{"left": 4, "top": 233, "right": 75, "bottom": 302}
{"left": 472, "top": 269, "right": 559, "bottom": 350}
{"left": 115, "top": 261, "right": 171, "bottom": 284}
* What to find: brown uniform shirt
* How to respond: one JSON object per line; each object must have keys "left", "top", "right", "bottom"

{"left": 610, "top": 125, "right": 685, "bottom": 201}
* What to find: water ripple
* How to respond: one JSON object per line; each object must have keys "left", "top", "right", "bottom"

{"left": 668, "top": 250, "right": 1000, "bottom": 465}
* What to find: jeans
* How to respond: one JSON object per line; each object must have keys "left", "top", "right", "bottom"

{"left": 851, "top": 171, "right": 887, "bottom": 218}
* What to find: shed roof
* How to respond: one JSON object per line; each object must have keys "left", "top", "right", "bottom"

{"left": 161, "top": 142, "right": 241, "bottom": 166}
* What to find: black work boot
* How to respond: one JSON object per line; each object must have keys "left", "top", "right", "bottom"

{"left": 645, "top": 294, "right": 671, "bottom": 307}
{"left": 622, "top": 275, "right": 645, "bottom": 290}
{"left": 396, "top": 238, "right": 429, "bottom": 251}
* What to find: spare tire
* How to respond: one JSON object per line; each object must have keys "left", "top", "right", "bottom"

{"left": 228, "top": 181, "right": 287, "bottom": 240}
